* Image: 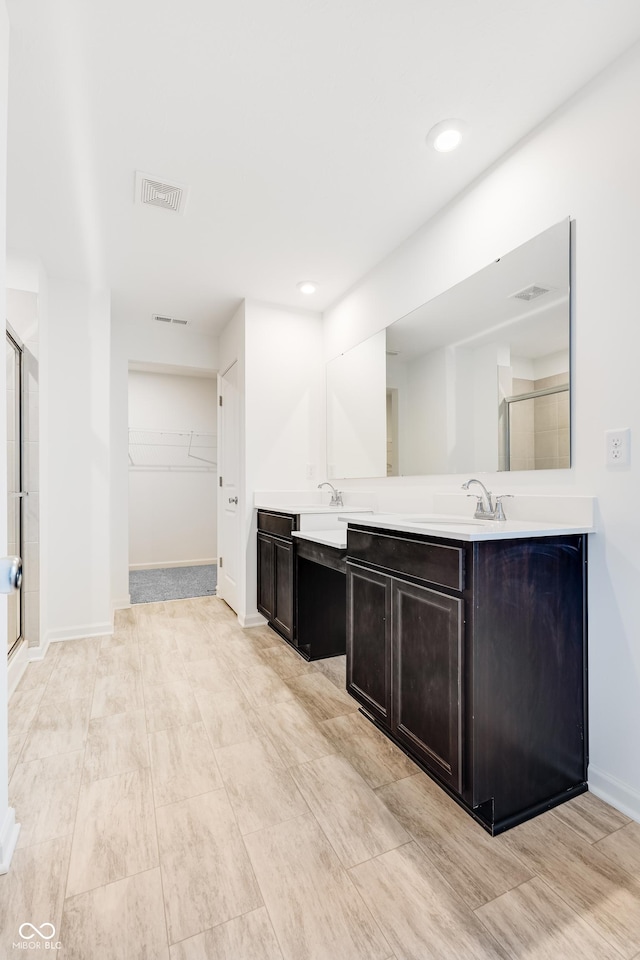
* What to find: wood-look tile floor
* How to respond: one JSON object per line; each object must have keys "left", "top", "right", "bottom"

{"left": 2, "top": 597, "right": 640, "bottom": 959}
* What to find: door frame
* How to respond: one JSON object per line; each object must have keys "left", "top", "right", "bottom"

{"left": 217, "top": 359, "right": 241, "bottom": 613}
{"left": 6, "top": 324, "right": 24, "bottom": 660}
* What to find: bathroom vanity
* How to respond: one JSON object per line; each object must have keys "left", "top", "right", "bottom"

{"left": 256, "top": 501, "right": 592, "bottom": 833}
{"left": 257, "top": 509, "right": 297, "bottom": 642}
{"left": 343, "top": 513, "right": 590, "bottom": 834}
{"left": 256, "top": 506, "right": 367, "bottom": 658}
{"left": 295, "top": 530, "right": 348, "bottom": 660}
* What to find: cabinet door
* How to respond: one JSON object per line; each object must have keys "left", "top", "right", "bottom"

{"left": 392, "top": 579, "right": 463, "bottom": 792}
{"left": 257, "top": 533, "right": 275, "bottom": 621}
{"left": 346, "top": 564, "right": 391, "bottom": 725}
{"left": 272, "top": 537, "right": 294, "bottom": 641}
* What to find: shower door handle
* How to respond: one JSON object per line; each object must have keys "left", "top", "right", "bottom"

{"left": 0, "top": 556, "right": 22, "bottom": 593}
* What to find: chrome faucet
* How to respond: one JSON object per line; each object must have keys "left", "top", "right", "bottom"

{"left": 461, "top": 478, "right": 511, "bottom": 521}
{"left": 318, "top": 481, "right": 343, "bottom": 507}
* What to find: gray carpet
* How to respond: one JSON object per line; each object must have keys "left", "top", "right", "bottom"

{"left": 129, "top": 564, "right": 218, "bottom": 604}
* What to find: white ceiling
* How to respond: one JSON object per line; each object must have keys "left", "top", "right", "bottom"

{"left": 6, "top": 0, "right": 640, "bottom": 334}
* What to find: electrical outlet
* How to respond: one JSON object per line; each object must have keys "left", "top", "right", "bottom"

{"left": 305, "top": 463, "right": 315, "bottom": 480}
{"left": 605, "top": 428, "right": 631, "bottom": 466}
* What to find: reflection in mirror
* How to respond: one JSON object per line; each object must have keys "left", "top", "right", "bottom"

{"left": 326, "top": 219, "right": 570, "bottom": 478}
{"left": 326, "top": 330, "right": 387, "bottom": 478}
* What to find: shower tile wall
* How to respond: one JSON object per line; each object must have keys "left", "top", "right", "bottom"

{"left": 533, "top": 373, "right": 570, "bottom": 469}
{"left": 509, "top": 378, "right": 535, "bottom": 471}
{"left": 509, "top": 373, "right": 569, "bottom": 471}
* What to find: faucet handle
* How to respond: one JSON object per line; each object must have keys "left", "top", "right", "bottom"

{"left": 494, "top": 494, "right": 513, "bottom": 522}
{"left": 467, "top": 494, "right": 487, "bottom": 518}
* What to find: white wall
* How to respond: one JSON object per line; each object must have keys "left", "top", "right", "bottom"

{"left": 244, "top": 302, "right": 325, "bottom": 494}
{"left": 110, "top": 315, "right": 218, "bottom": 606}
{"left": 128, "top": 371, "right": 217, "bottom": 568}
{"left": 243, "top": 301, "right": 324, "bottom": 624}
{"left": 404, "top": 347, "right": 449, "bottom": 474}
{"left": 0, "top": 0, "right": 20, "bottom": 872}
{"left": 326, "top": 330, "right": 386, "bottom": 479}
{"left": 323, "top": 44, "right": 640, "bottom": 820}
{"left": 46, "top": 281, "right": 112, "bottom": 641}
{"left": 217, "top": 300, "right": 324, "bottom": 625}
{"left": 469, "top": 343, "right": 504, "bottom": 472}
{"left": 127, "top": 320, "right": 219, "bottom": 372}
{"left": 533, "top": 349, "right": 570, "bottom": 381}
{"left": 4, "top": 269, "right": 111, "bottom": 648}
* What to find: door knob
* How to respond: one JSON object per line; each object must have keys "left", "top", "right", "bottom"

{"left": 228, "top": 497, "right": 238, "bottom": 504}
{"left": 0, "top": 556, "right": 22, "bottom": 593}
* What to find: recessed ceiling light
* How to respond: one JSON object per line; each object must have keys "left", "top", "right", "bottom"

{"left": 426, "top": 119, "right": 468, "bottom": 153}
{"left": 297, "top": 281, "right": 318, "bottom": 295}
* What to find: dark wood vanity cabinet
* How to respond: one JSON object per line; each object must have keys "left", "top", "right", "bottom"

{"left": 296, "top": 538, "right": 347, "bottom": 660}
{"left": 346, "top": 524, "right": 588, "bottom": 834}
{"left": 347, "top": 566, "right": 391, "bottom": 725}
{"left": 257, "top": 511, "right": 296, "bottom": 642}
{"left": 257, "top": 509, "right": 348, "bottom": 658}
{"left": 347, "top": 562, "right": 462, "bottom": 792}
{"left": 392, "top": 579, "right": 463, "bottom": 793}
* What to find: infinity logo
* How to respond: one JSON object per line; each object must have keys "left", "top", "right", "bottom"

{"left": 18, "top": 923, "right": 56, "bottom": 940}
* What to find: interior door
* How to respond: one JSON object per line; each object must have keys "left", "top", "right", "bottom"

{"left": 218, "top": 360, "right": 240, "bottom": 612}
{"left": 6, "top": 331, "right": 22, "bottom": 656}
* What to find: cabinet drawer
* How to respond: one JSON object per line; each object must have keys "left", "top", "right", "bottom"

{"left": 257, "top": 510, "right": 297, "bottom": 539}
{"left": 347, "top": 528, "right": 463, "bottom": 592}
{"left": 296, "top": 538, "right": 347, "bottom": 573}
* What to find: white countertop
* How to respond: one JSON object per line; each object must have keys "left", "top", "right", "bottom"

{"left": 256, "top": 504, "right": 371, "bottom": 515}
{"left": 292, "top": 529, "right": 347, "bottom": 548}
{"left": 256, "top": 504, "right": 372, "bottom": 533}
{"left": 337, "top": 512, "right": 595, "bottom": 542}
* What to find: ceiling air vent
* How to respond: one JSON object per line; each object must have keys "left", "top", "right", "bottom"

{"left": 152, "top": 314, "right": 188, "bottom": 326}
{"left": 135, "top": 171, "right": 189, "bottom": 214}
{"left": 511, "top": 284, "right": 550, "bottom": 302}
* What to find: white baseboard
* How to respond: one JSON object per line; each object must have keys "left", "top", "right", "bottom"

{"left": 7, "top": 641, "right": 29, "bottom": 697}
{"left": 129, "top": 558, "right": 217, "bottom": 571}
{"left": 238, "top": 612, "right": 268, "bottom": 628}
{"left": 46, "top": 621, "right": 113, "bottom": 644}
{"left": 0, "top": 808, "right": 20, "bottom": 875}
{"left": 112, "top": 596, "right": 131, "bottom": 611}
{"left": 28, "top": 637, "right": 52, "bottom": 662}
{"left": 8, "top": 635, "right": 57, "bottom": 696}
{"left": 589, "top": 764, "right": 640, "bottom": 824}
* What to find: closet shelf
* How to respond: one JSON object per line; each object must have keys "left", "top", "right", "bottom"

{"left": 128, "top": 429, "right": 216, "bottom": 471}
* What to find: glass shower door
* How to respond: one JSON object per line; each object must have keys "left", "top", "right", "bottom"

{"left": 7, "top": 331, "right": 23, "bottom": 656}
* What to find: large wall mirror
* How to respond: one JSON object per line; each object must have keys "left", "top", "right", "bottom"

{"left": 326, "top": 219, "right": 571, "bottom": 478}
